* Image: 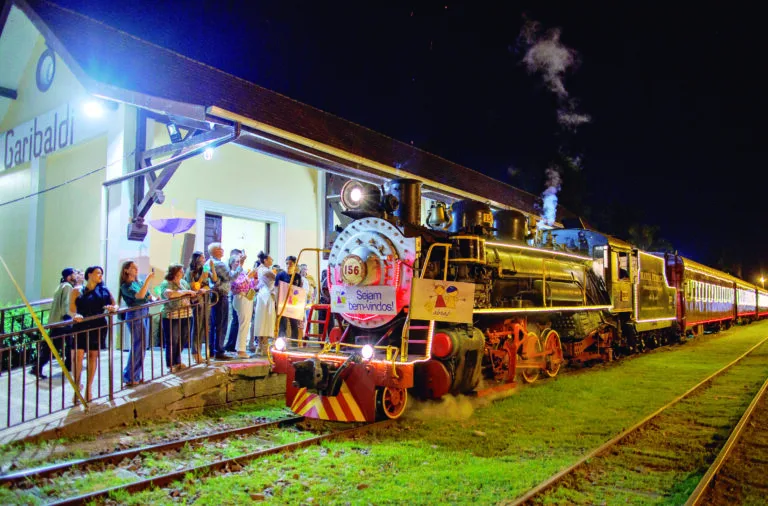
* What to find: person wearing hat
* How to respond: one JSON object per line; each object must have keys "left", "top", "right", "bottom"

{"left": 31, "top": 268, "right": 76, "bottom": 378}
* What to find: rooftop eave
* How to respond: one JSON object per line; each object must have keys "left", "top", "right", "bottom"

{"left": 88, "top": 80, "right": 207, "bottom": 120}
{"left": 207, "top": 104, "right": 552, "bottom": 221}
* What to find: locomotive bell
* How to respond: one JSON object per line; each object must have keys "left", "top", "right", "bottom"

{"left": 427, "top": 202, "right": 453, "bottom": 230}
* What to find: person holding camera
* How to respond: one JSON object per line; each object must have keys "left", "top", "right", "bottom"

{"left": 118, "top": 261, "right": 155, "bottom": 386}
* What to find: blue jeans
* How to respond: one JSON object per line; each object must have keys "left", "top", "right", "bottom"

{"left": 122, "top": 307, "right": 149, "bottom": 383}
{"left": 209, "top": 292, "right": 229, "bottom": 355}
{"left": 224, "top": 294, "right": 239, "bottom": 351}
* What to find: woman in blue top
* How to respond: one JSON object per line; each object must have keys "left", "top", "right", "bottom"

{"left": 119, "top": 260, "right": 155, "bottom": 386}
{"left": 70, "top": 265, "right": 118, "bottom": 403}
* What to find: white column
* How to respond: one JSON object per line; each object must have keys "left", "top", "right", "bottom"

{"left": 24, "top": 157, "right": 46, "bottom": 300}
{"left": 102, "top": 105, "right": 138, "bottom": 292}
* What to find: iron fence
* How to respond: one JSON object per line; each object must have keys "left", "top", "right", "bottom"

{"left": 0, "top": 293, "right": 217, "bottom": 430}
{"left": 1, "top": 298, "right": 52, "bottom": 336}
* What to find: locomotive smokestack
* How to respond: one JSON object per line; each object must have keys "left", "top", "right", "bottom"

{"left": 387, "top": 178, "right": 422, "bottom": 227}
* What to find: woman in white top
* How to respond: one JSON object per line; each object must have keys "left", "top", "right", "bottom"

{"left": 252, "top": 251, "right": 276, "bottom": 355}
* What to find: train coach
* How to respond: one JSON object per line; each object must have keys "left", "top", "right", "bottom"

{"left": 272, "top": 178, "right": 764, "bottom": 421}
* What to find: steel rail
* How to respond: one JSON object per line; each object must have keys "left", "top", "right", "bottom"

{"left": 0, "top": 416, "right": 303, "bottom": 486}
{"left": 508, "top": 334, "right": 768, "bottom": 505}
{"left": 684, "top": 374, "right": 768, "bottom": 506}
{"left": 49, "top": 419, "right": 393, "bottom": 506}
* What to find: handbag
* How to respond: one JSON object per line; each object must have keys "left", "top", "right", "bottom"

{"left": 246, "top": 288, "right": 256, "bottom": 301}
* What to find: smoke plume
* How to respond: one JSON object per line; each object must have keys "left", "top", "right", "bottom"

{"left": 518, "top": 17, "right": 590, "bottom": 227}
{"left": 404, "top": 394, "right": 477, "bottom": 421}
{"left": 540, "top": 167, "right": 562, "bottom": 227}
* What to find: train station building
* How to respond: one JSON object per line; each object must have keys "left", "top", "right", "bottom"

{"left": 0, "top": 0, "right": 544, "bottom": 305}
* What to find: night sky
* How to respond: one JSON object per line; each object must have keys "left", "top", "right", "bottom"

{"left": 24, "top": 1, "right": 768, "bottom": 281}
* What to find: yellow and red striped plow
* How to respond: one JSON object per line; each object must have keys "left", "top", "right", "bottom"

{"left": 290, "top": 381, "right": 369, "bottom": 422}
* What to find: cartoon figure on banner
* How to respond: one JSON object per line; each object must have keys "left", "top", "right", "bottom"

{"left": 424, "top": 284, "right": 464, "bottom": 313}
{"left": 290, "top": 288, "right": 301, "bottom": 306}
{"left": 336, "top": 290, "right": 347, "bottom": 305}
{"left": 445, "top": 286, "right": 458, "bottom": 308}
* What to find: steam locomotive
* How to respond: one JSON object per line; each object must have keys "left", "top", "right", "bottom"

{"left": 271, "top": 178, "right": 768, "bottom": 421}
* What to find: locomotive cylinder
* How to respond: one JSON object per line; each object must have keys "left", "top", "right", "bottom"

{"left": 387, "top": 178, "right": 422, "bottom": 227}
{"left": 449, "top": 199, "right": 494, "bottom": 236}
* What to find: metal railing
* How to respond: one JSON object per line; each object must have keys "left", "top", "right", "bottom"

{"left": 0, "top": 293, "right": 217, "bottom": 430}
{"left": 0, "top": 299, "right": 52, "bottom": 335}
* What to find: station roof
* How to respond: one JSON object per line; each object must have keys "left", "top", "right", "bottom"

{"left": 4, "top": 0, "right": 574, "bottom": 220}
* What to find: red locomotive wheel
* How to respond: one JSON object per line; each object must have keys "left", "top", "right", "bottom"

{"left": 542, "top": 329, "right": 563, "bottom": 378}
{"left": 520, "top": 332, "right": 542, "bottom": 384}
{"left": 376, "top": 386, "right": 408, "bottom": 419}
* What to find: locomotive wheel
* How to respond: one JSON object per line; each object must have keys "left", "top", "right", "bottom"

{"left": 520, "top": 332, "right": 542, "bottom": 384}
{"left": 542, "top": 329, "right": 563, "bottom": 378}
{"left": 376, "top": 386, "right": 408, "bottom": 420}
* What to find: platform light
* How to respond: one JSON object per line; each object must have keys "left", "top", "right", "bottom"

{"left": 83, "top": 100, "right": 104, "bottom": 118}
{"left": 203, "top": 147, "right": 214, "bottom": 160}
{"left": 166, "top": 122, "right": 182, "bottom": 143}
{"left": 274, "top": 337, "right": 286, "bottom": 351}
{"left": 361, "top": 344, "right": 374, "bottom": 360}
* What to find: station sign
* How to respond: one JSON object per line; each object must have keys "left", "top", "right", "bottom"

{"left": 331, "top": 285, "right": 397, "bottom": 315}
{"left": 1, "top": 101, "right": 108, "bottom": 172}
{"left": 410, "top": 278, "right": 475, "bottom": 324}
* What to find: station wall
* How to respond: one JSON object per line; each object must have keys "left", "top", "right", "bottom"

{"left": 1, "top": 8, "right": 322, "bottom": 307}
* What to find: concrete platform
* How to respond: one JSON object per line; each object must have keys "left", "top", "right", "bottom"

{"left": 0, "top": 357, "right": 286, "bottom": 445}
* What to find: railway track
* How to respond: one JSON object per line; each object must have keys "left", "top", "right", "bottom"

{"left": 685, "top": 374, "right": 768, "bottom": 505}
{"left": 3, "top": 415, "right": 391, "bottom": 505}
{"left": 509, "top": 334, "right": 768, "bottom": 505}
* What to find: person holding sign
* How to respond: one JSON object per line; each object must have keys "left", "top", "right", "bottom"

{"left": 253, "top": 252, "right": 276, "bottom": 356}
{"left": 276, "top": 256, "right": 303, "bottom": 340}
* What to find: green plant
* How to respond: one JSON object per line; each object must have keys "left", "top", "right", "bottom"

{"left": 1, "top": 301, "right": 50, "bottom": 370}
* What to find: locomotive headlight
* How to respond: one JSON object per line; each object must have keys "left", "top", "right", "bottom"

{"left": 274, "top": 337, "right": 287, "bottom": 351}
{"left": 340, "top": 180, "right": 381, "bottom": 212}
{"left": 361, "top": 344, "right": 374, "bottom": 360}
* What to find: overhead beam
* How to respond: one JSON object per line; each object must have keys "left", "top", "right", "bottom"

{"left": 0, "top": 86, "right": 17, "bottom": 100}
{"left": 168, "top": 114, "right": 214, "bottom": 132}
{"left": 123, "top": 121, "right": 238, "bottom": 241}
{"left": 138, "top": 125, "right": 231, "bottom": 168}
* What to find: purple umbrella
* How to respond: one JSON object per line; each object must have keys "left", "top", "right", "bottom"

{"left": 149, "top": 217, "right": 196, "bottom": 236}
